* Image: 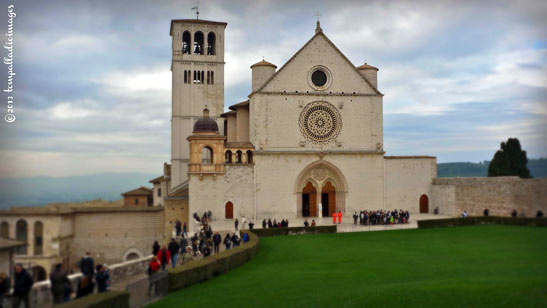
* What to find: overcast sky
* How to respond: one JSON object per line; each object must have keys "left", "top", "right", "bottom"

{"left": 0, "top": 0, "right": 546, "bottom": 178}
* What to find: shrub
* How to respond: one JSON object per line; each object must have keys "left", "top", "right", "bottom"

{"left": 56, "top": 291, "right": 129, "bottom": 308}
{"left": 249, "top": 225, "right": 337, "bottom": 237}
{"left": 167, "top": 231, "right": 259, "bottom": 293}
{"left": 417, "top": 216, "right": 547, "bottom": 229}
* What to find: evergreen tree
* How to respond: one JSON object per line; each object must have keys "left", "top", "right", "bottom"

{"left": 488, "top": 138, "right": 531, "bottom": 178}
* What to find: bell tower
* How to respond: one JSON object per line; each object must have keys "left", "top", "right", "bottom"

{"left": 169, "top": 19, "right": 227, "bottom": 189}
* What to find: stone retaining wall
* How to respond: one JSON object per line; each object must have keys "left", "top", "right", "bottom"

{"left": 432, "top": 177, "right": 547, "bottom": 217}
{"left": 27, "top": 255, "right": 152, "bottom": 307}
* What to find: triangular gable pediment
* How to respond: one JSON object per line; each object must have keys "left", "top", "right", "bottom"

{"left": 252, "top": 31, "right": 382, "bottom": 96}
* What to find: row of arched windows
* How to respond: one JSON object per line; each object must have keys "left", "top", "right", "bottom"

{"left": 198, "top": 148, "right": 254, "bottom": 164}
{"left": 182, "top": 31, "right": 216, "bottom": 55}
{"left": 1, "top": 220, "right": 43, "bottom": 255}
{"left": 225, "top": 150, "right": 253, "bottom": 164}
{"left": 183, "top": 70, "right": 215, "bottom": 85}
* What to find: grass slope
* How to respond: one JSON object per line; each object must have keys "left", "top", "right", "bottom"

{"left": 148, "top": 226, "right": 547, "bottom": 308}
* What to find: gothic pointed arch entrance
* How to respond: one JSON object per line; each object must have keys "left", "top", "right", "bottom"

{"left": 302, "top": 182, "right": 317, "bottom": 217}
{"left": 295, "top": 160, "right": 347, "bottom": 217}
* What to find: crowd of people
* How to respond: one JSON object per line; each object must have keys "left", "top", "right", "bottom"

{"left": 147, "top": 211, "right": 252, "bottom": 296}
{"left": 0, "top": 251, "right": 111, "bottom": 308}
{"left": 352, "top": 210, "right": 411, "bottom": 225}
{"left": 261, "top": 218, "right": 290, "bottom": 228}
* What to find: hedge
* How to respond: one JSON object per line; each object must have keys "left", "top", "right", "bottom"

{"left": 248, "top": 225, "right": 337, "bottom": 237}
{"left": 167, "top": 231, "right": 259, "bottom": 293}
{"left": 417, "top": 216, "right": 547, "bottom": 229}
{"left": 56, "top": 291, "right": 129, "bottom": 308}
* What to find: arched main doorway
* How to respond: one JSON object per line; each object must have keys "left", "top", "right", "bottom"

{"left": 225, "top": 202, "right": 233, "bottom": 219}
{"left": 295, "top": 161, "right": 347, "bottom": 218}
{"left": 302, "top": 182, "right": 317, "bottom": 217}
{"left": 419, "top": 194, "right": 429, "bottom": 213}
{"left": 322, "top": 182, "right": 336, "bottom": 217}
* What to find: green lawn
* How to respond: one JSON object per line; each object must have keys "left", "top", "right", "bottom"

{"left": 147, "top": 226, "right": 547, "bottom": 308}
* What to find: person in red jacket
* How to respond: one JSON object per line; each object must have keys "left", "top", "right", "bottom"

{"left": 156, "top": 245, "right": 170, "bottom": 271}
{"left": 338, "top": 211, "right": 342, "bottom": 224}
{"left": 332, "top": 212, "right": 336, "bottom": 224}
{"left": 147, "top": 256, "right": 161, "bottom": 296}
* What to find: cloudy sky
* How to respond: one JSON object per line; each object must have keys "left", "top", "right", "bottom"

{"left": 0, "top": 0, "right": 546, "bottom": 178}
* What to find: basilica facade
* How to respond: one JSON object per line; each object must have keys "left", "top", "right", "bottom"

{"left": 158, "top": 18, "right": 437, "bottom": 233}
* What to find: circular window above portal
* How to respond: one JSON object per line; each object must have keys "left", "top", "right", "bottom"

{"left": 308, "top": 66, "right": 332, "bottom": 91}
{"left": 299, "top": 101, "right": 342, "bottom": 144}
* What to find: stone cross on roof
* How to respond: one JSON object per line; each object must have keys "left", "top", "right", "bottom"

{"left": 315, "top": 13, "right": 322, "bottom": 34}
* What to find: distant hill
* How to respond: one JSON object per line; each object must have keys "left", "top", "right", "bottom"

{"left": 1, "top": 159, "right": 545, "bottom": 209}
{"left": 0, "top": 172, "right": 157, "bottom": 209}
{"left": 438, "top": 158, "right": 547, "bottom": 178}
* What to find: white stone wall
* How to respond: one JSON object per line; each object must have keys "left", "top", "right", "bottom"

{"left": 252, "top": 153, "right": 384, "bottom": 219}
{"left": 188, "top": 165, "right": 254, "bottom": 233}
{"left": 384, "top": 157, "right": 437, "bottom": 212}
{"left": 251, "top": 95, "right": 382, "bottom": 151}
{"left": 71, "top": 210, "right": 164, "bottom": 265}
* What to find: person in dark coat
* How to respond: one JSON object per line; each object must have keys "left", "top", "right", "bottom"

{"left": 248, "top": 221, "right": 254, "bottom": 230}
{"left": 175, "top": 220, "right": 182, "bottom": 237}
{"left": 203, "top": 242, "right": 211, "bottom": 257}
{"left": 212, "top": 232, "right": 221, "bottom": 253}
{"left": 0, "top": 272, "right": 11, "bottom": 308}
{"left": 95, "top": 264, "right": 110, "bottom": 293}
{"left": 231, "top": 233, "right": 240, "bottom": 248}
{"left": 77, "top": 252, "right": 94, "bottom": 297}
{"left": 168, "top": 238, "right": 180, "bottom": 269}
{"left": 224, "top": 233, "right": 232, "bottom": 250}
{"left": 353, "top": 212, "right": 358, "bottom": 224}
{"left": 152, "top": 241, "right": 160, "bottom": 256}
{"left": 267, "top": 219, "right": 272, "bottom": 228}
{"left": 262, "top": 219, "right": 266, "bottom": 229}
{"left": 50, "top": 263, "right": 71, "bottom": 304}
{"left": 234, "top": 218, "right": 239, "bottom": 231}
{"left": 12, "top": 264, "right": 33, "bottom": 308}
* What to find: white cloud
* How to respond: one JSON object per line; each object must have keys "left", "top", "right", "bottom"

{"left": 50, "top": 100, "right": 97, "bottom": 119}
{"left": 98, "top": 67, "right": 171, "bottom": 93}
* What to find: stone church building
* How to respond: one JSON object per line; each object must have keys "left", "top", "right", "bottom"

{"left": 157, "top": 18, "right": 437, "bottom": 233}
{"left": 1, "top": 17, "right": 544, "bottom": 282}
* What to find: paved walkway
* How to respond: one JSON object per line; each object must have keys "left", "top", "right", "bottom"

{"left": 208, "top": 213, "right": 450, "bottom": 234}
